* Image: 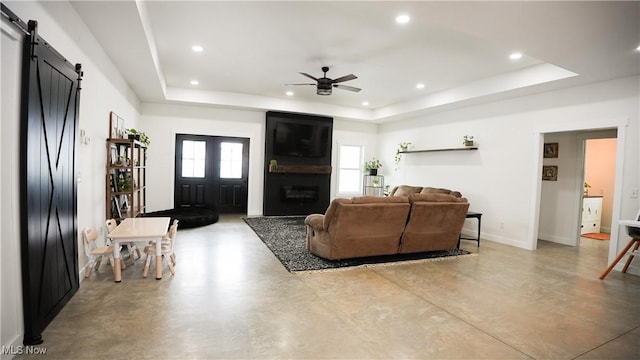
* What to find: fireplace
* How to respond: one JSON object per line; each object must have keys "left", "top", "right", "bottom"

{"left": 263, "top": 111, "right": 332, "bottom": 216}
{"left": 281, "top": 185, "right": 319, "bottom": 202}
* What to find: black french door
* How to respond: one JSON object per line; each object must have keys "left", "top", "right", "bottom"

{"left": 174, "top": 134, "right": 249, "bottom": 213}
{"left": 20, "top": 19, "right": 82, "bottom": 345}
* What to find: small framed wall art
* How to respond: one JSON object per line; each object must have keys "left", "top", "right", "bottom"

{"left": 542, "top": 165, "right": 558, "bottom": 181}
{"left": 543, "top": 142, "right": 559, "bottom": 158}
{"left": 109, "top": 111, "right": 125, "bottom": 139}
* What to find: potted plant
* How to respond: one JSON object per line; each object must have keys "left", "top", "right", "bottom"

{"left": 126, "top": 128, "right": 150, "bottom": 148}
{"left": 463, "top": 135, "right": 474, "bottom": 147}
{"left": 584, "top": 181, "right": 591, "bottom": 196}
{"left": 269, "top": 159, "right": 278, "bottom": 172}
{"left": 364, "top": 158, "right": 382, "bottom": 175}
{"left": 395, "top": 142, "right": 412, "bottom": 171}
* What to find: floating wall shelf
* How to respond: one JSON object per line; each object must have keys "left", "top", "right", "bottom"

{"left": 400, "top": 146, "right": 478, "bottom": 153}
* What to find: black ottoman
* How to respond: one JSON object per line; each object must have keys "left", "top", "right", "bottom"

{"left": 143, "top": 207, "right": 219, "bottom": 229}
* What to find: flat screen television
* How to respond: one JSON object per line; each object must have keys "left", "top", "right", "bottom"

{"left": 273, "top": 121, "right": 330, "bottom": 158}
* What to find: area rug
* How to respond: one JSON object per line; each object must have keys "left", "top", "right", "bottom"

{"left": 243, "top": 216, "right": 475, "bottom": 273}
{"left": 582, "top": 232, "right": 610, "bottom": 241}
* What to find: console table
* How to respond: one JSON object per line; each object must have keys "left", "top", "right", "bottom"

{"left": 458, "top": 212, "right": 482, "bottom": 248}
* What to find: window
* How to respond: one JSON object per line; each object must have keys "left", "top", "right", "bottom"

{"left": 219, "top": 142, "right": 243, "bottom": 179}
{"left": 181, "top": 140, "right": 206, "bottom": 178}
{"left": 337, "top": 145, "right": 363, "bottom": 194}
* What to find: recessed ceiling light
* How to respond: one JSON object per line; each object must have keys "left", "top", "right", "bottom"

{"left": 286, "top": 91, "right": 294, "bottom": 96}
{"left": 636, "top": 45, "right": 640, "bottom": 51}
{"left": 509, "top": 52, "right": 523, "bottom": 60}
{"left": 396, "top": 15, "right": 410, "bottom": 24}
{"left": 362, "top": 101, "right": 369, "bottom": 106}
{"left": 190, "top": 80, "right": 199, "bottom": 85}
{"left": 416, "top": 83, "right": 425, "bottom": 89}
{"left": 192, "top": 45, "right": 204, "bottom": 52}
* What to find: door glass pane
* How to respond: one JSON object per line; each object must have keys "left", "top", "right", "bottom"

{"left": 220, "top": 142, "right": 243, "bottom": 179}
{"left": 181, "top": 140, "right": 206, "bottom": 178}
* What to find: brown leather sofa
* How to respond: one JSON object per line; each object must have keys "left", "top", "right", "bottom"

{"left": 305, "top": 189, "right": 469, "bottom": 260}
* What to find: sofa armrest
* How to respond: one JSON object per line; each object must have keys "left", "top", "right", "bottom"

{"left": 304, "top": 214, "right": 325, "bottom": 231}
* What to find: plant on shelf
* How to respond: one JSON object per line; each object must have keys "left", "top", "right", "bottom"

{"left": 117, "top": 173, "right": 132, "bottom": 192}
{"left": 395, "top": 142, "right": 412, "bottom": 171}
{"left": 126, "top": 128, "right": 150, "bottom": 148}
{"left": 269, "top": 159, "right": 278, "bottom": 172}
{"left": 364, "top": 158, "right": 382, "bottom": 175}
{"left": 584, "top": 181, "right": 591, "bottom": 196}
{"left": 463, "top": 135, "right": 474, "bottom": 147}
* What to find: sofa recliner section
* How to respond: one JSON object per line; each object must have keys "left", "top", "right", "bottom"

{"left": 305, "top": 196, "right": 411, "bottom": 260}
{"left": 399, "top": 193, "right": 470, "bottom": 254}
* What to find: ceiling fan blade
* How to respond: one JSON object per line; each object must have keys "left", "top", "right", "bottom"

{"left": 331, "top": 74, "right": 357, "bottom": 83}
{"left": 285, "top": 83, "right": 316, "bottom": 86}
{"left": 299, "top": 72, "right": 319, "bottom": 81}
{"left": 334, "top": 84, "right": 361, "bottom": 92}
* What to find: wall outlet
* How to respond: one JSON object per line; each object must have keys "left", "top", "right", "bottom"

{"left": 631, "top": 189, "right": 639, "bottom": 198}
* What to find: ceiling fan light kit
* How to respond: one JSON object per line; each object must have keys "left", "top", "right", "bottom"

{"left": 287, "top": 66, "right": 361, "bottom": 96}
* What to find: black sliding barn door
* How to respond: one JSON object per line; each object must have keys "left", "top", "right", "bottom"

{"left": 20, "top": 20, "right": 82, "bottom": 345}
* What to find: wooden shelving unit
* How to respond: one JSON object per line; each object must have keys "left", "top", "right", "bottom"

{"left": 399, "top": 146, "right": 478, "bottom": 153}
{"left": 106, "top": 138, "right": 146, "bottom": 221}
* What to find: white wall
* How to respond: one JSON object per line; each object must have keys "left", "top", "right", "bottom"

{"left": 1, "top": 16, "right": 26, "bottom": 358}
{"left": 378, "top": 76, "right": 639, "bottom": 273}
{"left": 1, "top": 1, "right": 140, "bottom": 353}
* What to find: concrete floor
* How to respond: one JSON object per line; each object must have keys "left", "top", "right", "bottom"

{"left": 17, "top": 215, "right": 640, "bottom": 359}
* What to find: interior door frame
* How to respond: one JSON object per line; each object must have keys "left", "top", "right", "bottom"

{"left": 529, "top": 117, "right": 628, "bottom": 268}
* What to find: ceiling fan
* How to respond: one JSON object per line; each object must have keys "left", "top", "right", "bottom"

{"left": 286, "top": 66, "right": 361, "bottom": 96}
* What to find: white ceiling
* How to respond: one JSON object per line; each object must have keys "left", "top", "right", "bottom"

{"left": 70, "top": 1, "right": 639, "bottom": 122}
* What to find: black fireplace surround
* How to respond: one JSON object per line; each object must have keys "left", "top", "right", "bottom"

{"left": 263, "top": 111, "right": 332, "bottom": 216}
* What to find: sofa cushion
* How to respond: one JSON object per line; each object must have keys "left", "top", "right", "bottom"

{"left": 390, "top": 185, "right": 423, "bottom": 197}
{"left": 409, "top": 193, "right": 467, "bottom": 203}
{"left": 420, "top": 187, "right": 462, "bottom": 198}
{"left": 352, "top": 196, "right": 409, "bottom": 204}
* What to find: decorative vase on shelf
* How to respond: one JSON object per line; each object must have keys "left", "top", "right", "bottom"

{"left": 369, "top": 169, "right": 378, "bottom": 176}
